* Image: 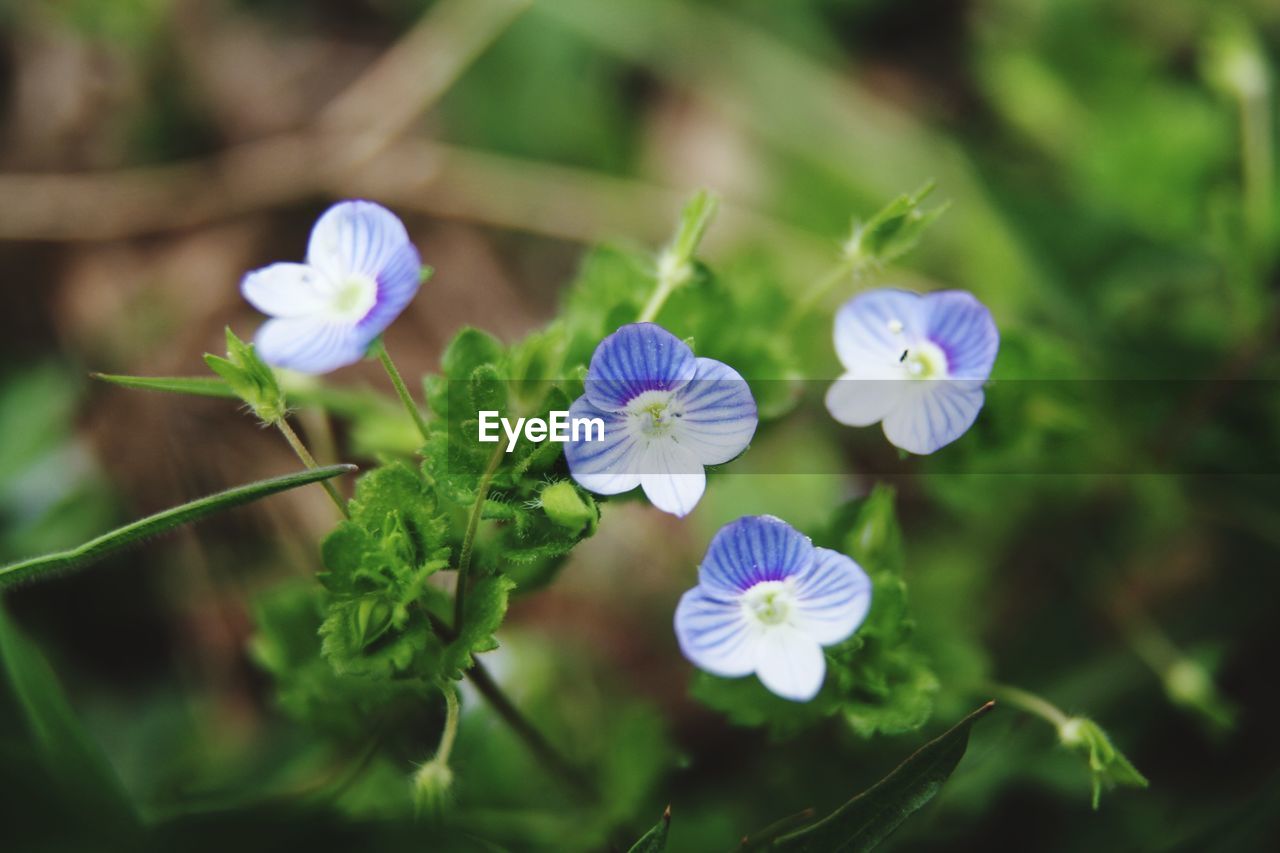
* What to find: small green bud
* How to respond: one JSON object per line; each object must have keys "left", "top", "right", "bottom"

{"left": 1057, "top": 716, "right": 1148, "bottom": 809}
{"left": 844, "top": 181, "right": 947, "bottom": 269}
{"left": 205, "top": 328, "right": 287, "bottom": 424}
{"left": 1163, "top": 659, "right": 1237, "bottom": 731}
{"left": 540, "top": 481, "right": 597, "bottom": 537}
{"left": 351, "top": 597, "right": 394, "bottom": 650}
{"left": 412, "top": 758, "right": 454, "bottom": 817}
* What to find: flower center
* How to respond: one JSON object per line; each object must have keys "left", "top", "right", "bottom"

{"left": 741, "top": 580, "right": 794, "bottom": 627}
{"left": 626, "top": 390, "right": 681, "bottom": 439}
{"left": 328, "top": 274, "right": 378, "bottom": 322}
{"left": 900, "top": 339, "right": 948, "bottom": 379}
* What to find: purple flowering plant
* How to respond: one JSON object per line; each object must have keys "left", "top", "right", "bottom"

{"left": 6, "top": 186, "right": 1150, "bottom": 848}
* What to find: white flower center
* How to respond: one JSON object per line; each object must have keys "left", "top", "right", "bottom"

{"left": 900, "top": 339, "right": 948, "bottom": 379}
{"left": 741, "top": 580, "right": 795, "bottom": 627}
{"left": 625, "top": 389, "right": 683, "bottom": 439}
{"left": 326, "top": 273, "right": 378, "bottom": 322}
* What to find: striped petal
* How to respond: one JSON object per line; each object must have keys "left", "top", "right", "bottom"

{"left": 792, "top": 547, "right": 872, "bottom": 645}
{"left": 699, "top": 515, "right": 814, "bottom": 597}
{"left": 674, "top": 587, "right": 759, "bottom": 678}
{"left": 638, "top": 438, "right": 705, "bottom": 517}
{"left": 254, "top": 316, "right": 369, "bottom": 374}
{"left": 564, "top": 397, "right": 642, "bottom": 496}
{"left": 241, "top": 262, "right": 331, "bottom": 318}
{"left": 754, "top": 625, "right": 826, "bottom": 702}
{"left": 833, "top": 289, "right": 926, "bottom": 370}
{"left": 307, "top": 200, "right": 416, "bottom": 282}
{"left": 670, "top": 357, "right": 758, "bottom": 465}
{"left": 882, "top": 380, "right": 986, "bottom": 455}
{"left": 920, "top": 290, "right": 999, "bottom": 379}
{"left": 584, "top": 323, "right": 697, "bottom": 412}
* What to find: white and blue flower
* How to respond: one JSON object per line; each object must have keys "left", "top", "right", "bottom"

{"left": 824, "top": 288, "right": 998, "bottom": 455}
{"left": 564, "top": 323, "right": 757, "bottom": 517}
{"left": 674, "top": 515, "right": 871, "bottom": 702}
{"left": 241, "top": 200, "right": 422, "bottom": 374}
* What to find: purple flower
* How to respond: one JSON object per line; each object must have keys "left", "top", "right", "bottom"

{"left": 674, "top": 515, "right": 871, "bottom": 701}
{"left": 824, "top": 288, "right": 998, "bottom": 454}
{"left": 241, "top": 200, "right": 422, "bottom": 374}
{"left": 564, "top": 323, "right": 757, "bottom": 517}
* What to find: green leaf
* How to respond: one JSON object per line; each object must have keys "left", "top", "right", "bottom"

{"left": 845, "top": 181, "right": 948, "bottom": 269}
{"left": 770, "top": 702, "right": 995, "bottom": 852}
{"left": 0, "top": 465, "right": 355, "bottom": 590}
{"left": 91, "top": 373, "right": 236, "bottom": 398}
{"left": 0, "top": 605, "right": 138, "bottom": 834}
{"left": 667, "top": 189, "right": 718, "bottom": 269}
{"left": 441, "top": 575, "right": 516, "bottom": 680}
{"left": 627, "top": 806, "right": 671, "bottom": 853}
{"left": 441, "top": 327, "right": 506, "bottom": 381}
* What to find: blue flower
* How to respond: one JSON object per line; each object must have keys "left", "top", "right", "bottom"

{"left": 674, "top": 515, "right": 871, "bottom": 701}
{"left": 824, "top": 288, "right": 998, "bottom": 454}
{"left": 564, "top": 323, "right": 757, "bottom": 517}
{"left": 241, "top": 200, "right": 422, "bottom": 374}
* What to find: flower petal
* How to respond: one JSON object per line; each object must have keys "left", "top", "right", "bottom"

{"left": 241, "top": 263, "right": 332, "bottom": 318}
{"left": 356, "top": 240, "right": 422, "bottom": 338}
{"left": 674, "top": 587, "right": 759, "bottom": 678}
{"left": 833, "top": 289, "right": 927, "bottom": 370}
{"left": 881, "top": 380, "right": 986, "bottom": 454}
{"left": 699, "top": 515, "right": 815, "bottom": 597}
{"left": 254, "top": 316, "right": 369, "bottom": 374}
{"left": 670, "top": 357, "right": 758, "bottom": 465}
{"left": 584, "top": 323, "right": 697, "bottom": 412}
{"left": 638, "top": 438, "right": 705, "bottom": 517}
{"left": 564, "top": 397, "right": 642, "bottom": 496}
{"left": 754, "top": 626, "right": 826, "bottom": 702}
{"left": 306, "top": 200, "right": 417, "bottom": 282}
{"left": 824, "top": 371, "right": 908, "bottom": 427}
{"left": 791, "top": 547, "right": 872, "bottom": 646}
{"left": 920, "top": 291, "right": 999, "bottom": 379}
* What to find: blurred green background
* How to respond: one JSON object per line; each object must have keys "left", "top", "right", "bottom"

{"left": 1, "top": 0, "right": 1278, "bottom": 850}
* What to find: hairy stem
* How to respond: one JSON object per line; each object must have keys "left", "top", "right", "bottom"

{"left": 371, "top": 338, "right": 431, "bottom": 442}
{"left": 275, "top": 418, "right": 350, "bottom": 518}
{"left": 434, "top": 685, "right": 461, "bottom": 765}
{"left": 453, "top": 443, "right": 505, "bottom": 628}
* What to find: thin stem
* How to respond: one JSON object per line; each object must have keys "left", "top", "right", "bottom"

{"left": 466, "top": 660, "right": 594, "bottom": 799}
{"left": 453, "top": 443, "right": 505, "bottom": 628}
{"left": 986, "top": 682, "right": 1070, "bottom": 730}
{"left": 783, "top": 252, "right": 863, "bottom": 331}
{"left": 1239, "top": 61, "right": 1273, "bottom": 260}
{"left": 636, "top": 255, "right": 688, "bottom": 324}
{"left": 371, "top": 338, "right": 431, "bottom": 442}
{"left": 434, "top": 685, "right": 461, "bottom": 765}
{"left": 275, "top": 418, "right": 349, "bottom": 518}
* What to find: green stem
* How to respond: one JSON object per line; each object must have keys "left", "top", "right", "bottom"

{"left": 783, "top": 251, "right": 866, "bottom": 331}
{"left": 636, "top": 255, "right": 689, "bottom": 324}
{"left": 275, "top": 418, "right": 350, "bottom": 518}
{"left": 453, "top": 443, "right": 505, "bottom": 629}
{"left": 986, "top": 682, "right": 1070, "bottom": 730}
{"left": 371, "top": 338, "right": 431, "bottom": 442}
{"left": 434, "top": 685, "right": 461, "bottom": 765}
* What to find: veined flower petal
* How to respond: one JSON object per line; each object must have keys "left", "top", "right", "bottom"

{"left": 791, "top": 547, "right": 872, "bottom": 645}
{"left": 584, "top": 323, "right": 697, "bottom": 412}
{"left": 699, "top": 515, "right": 814, "bottom": 597}
{"left": 254, "top": 316, "right": 369, "bottom": 374}
{"left": 881, "top": 379, "right": 986, "bottom": 455}
{"left": 833, "top": 289, "right": 926, "bottom": 370}
{"left": 754, "top": 626, "right": 826, "bottom": 702}
{"left": 639, "top": 439, "right": 706, "bottom": 517}
{"left": 564, "top": 397, "right": 642, "bottom": 495}
{"left": 241, "top": 263, "right": 332, "bottom": 318}
{"left": 674, "top": 587, "right": 759, "bottom": 678}
{"left": 671, "top": 358, "right": 758, "bottom": 465}
{"left": 921, "top": 290, "right": 999, "bottom": 379}
{"left": 306, "top": 200, "right": 416, "bottom": 282}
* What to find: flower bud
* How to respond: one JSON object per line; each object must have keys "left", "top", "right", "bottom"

{"left": 540, "top": 481, "right": 597, "bottom": 537}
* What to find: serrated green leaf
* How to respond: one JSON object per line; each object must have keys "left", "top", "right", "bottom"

{"left": 627, "top": 806, "right": 671, "bottom": 853}
{"left": 441, "top": 575, "right": 516, "bottom": 680}
{"left": 442, "top": 327, "right": 505, "bottom": 380}
{"left": 771, "top": 702, "right": 995, "bottom": 852}
{"left": 0, "top": 465, "right": 356, "bottom": 591}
